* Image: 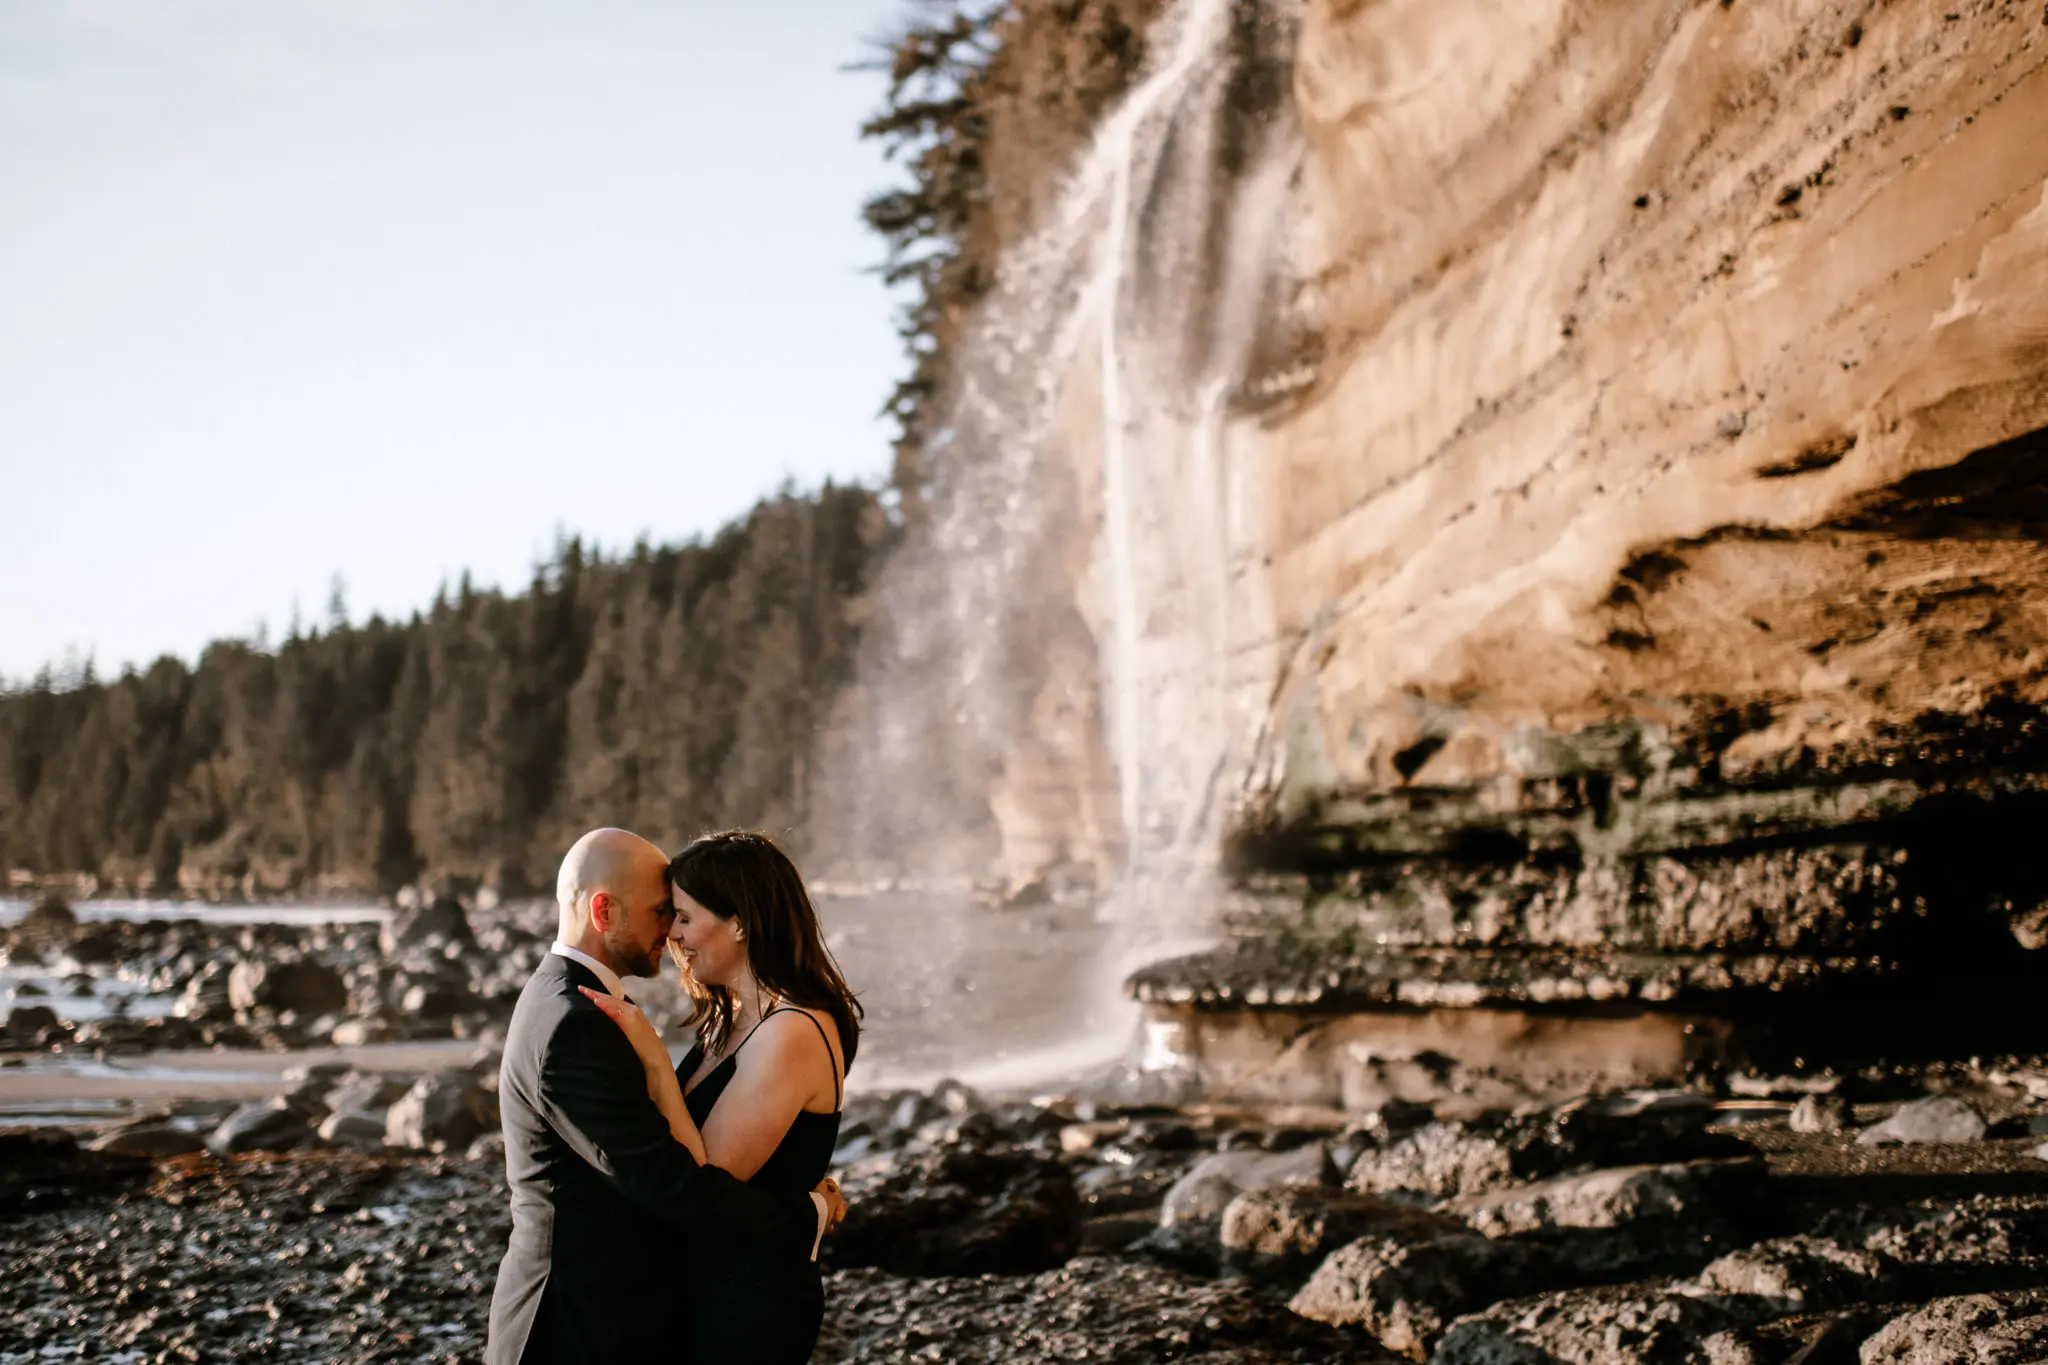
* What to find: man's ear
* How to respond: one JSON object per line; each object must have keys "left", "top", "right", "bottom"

{"left": 589, "top": 891, "right": 616, "bottom": 932}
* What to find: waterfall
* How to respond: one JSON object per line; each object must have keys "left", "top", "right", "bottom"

{"left": 834, "top": 0, "right": 1306, "bottom": 930}
{"left": 1082, "top": 0, "right": 1301, "bottom": 891}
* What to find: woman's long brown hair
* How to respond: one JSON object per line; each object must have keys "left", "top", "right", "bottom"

{"left": 667, "top": 829, "right": 862, "bottom": 1072}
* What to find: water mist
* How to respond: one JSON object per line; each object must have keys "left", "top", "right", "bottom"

{"left": 838, "top": 0, "right": 1311, "bottom": 1091}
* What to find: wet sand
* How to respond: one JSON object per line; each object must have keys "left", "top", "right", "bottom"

{"left": 0, "top": 1040, "right": 488, "bottom": 1113}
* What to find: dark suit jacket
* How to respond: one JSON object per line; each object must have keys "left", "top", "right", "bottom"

{"left": 485, "top": 952, "right": 817, "bottom": 1365}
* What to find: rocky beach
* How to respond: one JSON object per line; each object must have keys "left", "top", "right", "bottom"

{"left": 6, "top": 0, "right": 2048, "bottom": 1360}
{"left": 13, "top": 895, "right": 2048, "bottom": 1363}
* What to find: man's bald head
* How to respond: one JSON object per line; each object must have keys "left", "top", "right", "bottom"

{"left": 557, "top": 828, "right": 666, "bottom": 926}
{"left": 556, "top": 828, "right": 674, "bottom": 978}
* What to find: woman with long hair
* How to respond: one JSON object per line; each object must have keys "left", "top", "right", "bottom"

{"left": 579, "top": 828, "right": 862, "bottom": 1363}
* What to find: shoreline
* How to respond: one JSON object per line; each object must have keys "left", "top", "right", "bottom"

{"left": 13, "top": 1066, "right": 2048, "bottom": 1363}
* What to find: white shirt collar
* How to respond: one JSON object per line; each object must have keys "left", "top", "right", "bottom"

{"left": 549, "top": 941, "right": 626, "bottom": 1001}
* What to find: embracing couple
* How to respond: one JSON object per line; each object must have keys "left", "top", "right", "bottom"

{"left": 485, "top": 826, "right": 862, "bottom": 1365}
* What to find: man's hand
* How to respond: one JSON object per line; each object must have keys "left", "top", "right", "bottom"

{"left": 814, "top": 1177, "right": 847, "bottom": 1231}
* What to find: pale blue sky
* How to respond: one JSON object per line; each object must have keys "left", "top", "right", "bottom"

{"left": 0, "top": 0, "right": 910, "bottom": 681}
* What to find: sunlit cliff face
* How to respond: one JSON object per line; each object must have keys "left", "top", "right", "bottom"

{"left": 1256, "top": 0, "right": 2048, "bottom": 800}
{"left": 837, "top": 0, "right": 2048, "bottom": 900}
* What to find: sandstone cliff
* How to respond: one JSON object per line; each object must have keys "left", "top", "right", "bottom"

{"left": 1116, "top": 0, "right": 2048, "bottom": 1061}
{"left": 1268, "top": 0, "right": 2048, "bottom": 797}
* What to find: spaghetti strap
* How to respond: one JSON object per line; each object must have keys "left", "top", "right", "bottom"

{"left": 753, "top": 1005, "right": 842, "bottom": 1110}
{"left": 799, "top": 1009, "right": 843, "bottom": 1109}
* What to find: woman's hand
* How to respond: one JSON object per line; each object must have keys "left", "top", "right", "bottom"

{"left": 579, "top": 985, "right": 707, "bottom": 1163}
{"left": 577, "top": 986, "right": 669, "bottom": 1075}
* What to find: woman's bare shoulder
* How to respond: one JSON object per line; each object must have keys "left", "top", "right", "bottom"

{"left": 729, "top": 1005, "right": 842, "bottom": 1109}
{"left": 762, "top": 1003, "right": 841, "bottom": 1050}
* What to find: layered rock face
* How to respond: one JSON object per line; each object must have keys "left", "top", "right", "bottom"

{"left": 1097, "top": 0, "right": 2048, "bottom": 1082}
{"left": 1266, "top": 0, "right": 2048, "bottom": 791}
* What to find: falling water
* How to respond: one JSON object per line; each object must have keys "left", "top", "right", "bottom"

{"left": 1085, "top": 0, "right": 1301, "bottom": 889}
{"left": 1003, "top": 0, "right": 1301, "bottom": 894}
{"left": 826, "top": 0, "right": 1308, "bottom": 1079}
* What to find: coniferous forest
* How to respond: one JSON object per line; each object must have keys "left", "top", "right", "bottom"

{"left": 0, "top": 487, "right": 888, "bottom": 895}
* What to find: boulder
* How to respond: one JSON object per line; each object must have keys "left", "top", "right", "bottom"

{"left": 331, "top": 1017, "right": 392, "bottom": 1046}
{"left": 1221, "top": 1185, "right": 1461, "bottom": 1287}
{"left": 207, "top": 1098, "right": 312, "bottom": 1156}
{"left": 1060, "top": 1119, "right": 1130, "bottom": 1155}
{"left": 280, "top": 1061, "right": 352, "bottom": 1116}
{"left": 174, "top": 963, "right": 233, "bottom": 1022}
{"left": 4, "top": 1004, "right": 62, "bottom": 1046}
{"left": 89, "top": 1118, "right": 207, "bottom": 1160}
{"left": 1072, "top": 1149, "right": 1195, "bottom": 1217}
{"left": 1790, "top": 1094, "right": 1850, "bottom": 1135}
{"left": 384, "top": 1069, "right": 497, "bottom": 1151}
{"left": 1160, "top": 1144, "right": 1332, "bottom": 1227}
{"left": 1347, "top": 1121, "right": 1519, "bottom": 1200}
{"left": 380, "top": 895, "right": 473, "bottom": 957}
{"left": 1544, "top": 1090, "right": 1729, "bottom": 1167}
{"left": 1355, "top": 1096, "right": 1437, "bottom": 1146}
{"left": 0, "top": 1130, "right": 148, "bottom": 1214}
{"left": 1690, "top": 1235, "right": 1892, "bottom": 1313}
{"left": 70, "top": 1016, "right": 150, "bottom": 1055}
{"left": 1859, "top": 1292, "right": 2048, "bottom": 1364}
{"left": 929, "top": 1076, "right": 988, "bottom": 1116}
{"left": 316, "top": 1109, "right": 389, "bottom": 1150}
{"left": 227, "top": 958, "right": 348, "bottom": 1016}
{"left": 399, "top": 976, "right": 479, "bottom": 1019}
{"left": 1448, "top": 1159, "right": 1767, "bottom": 1237}
{"left": 1431, "top": 1283, "right": 1741, "bottom": 1365}
{"left": 14, "top": 895, "right": 77, "bottom": 950}
{"left": 323, "top": 1071, "right": 408, "bottom": 1116}
{"left": 828, "top": 1139, "right": 1082, "bottom": 1276}
{"left": 1857, "top": 1095, "right": 1988, "bottom": 1146}
{"left": 1291, "top": 1230, "right": 1540, "bottom": 1356}
{"left": 1348, "top": 1095, "right": 1746, "bottom": 1202}
{"left": 888, "top": 1091, "right": 946, "bottom": 1136}
{"left": 66, "top": 928, "right": 120, "bottom": 966}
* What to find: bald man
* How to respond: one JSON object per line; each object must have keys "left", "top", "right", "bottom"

{"left": 486, "top": 829, "right": 837, "bottom": 1365}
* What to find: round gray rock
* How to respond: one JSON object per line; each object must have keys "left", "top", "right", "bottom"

{"left": 1789, "top": 1093, "right": 1848, "bottom": 1134}
{"left": 384, "top": 1069, "right": 496, "bottom": 1151}
{"left": 1161, "top": 1144, "right": 1332, "bottom": 1227}
{"left": 1219, "top": 1185, "right": 1458, "bottom": 1286}
{"left": 208, "top": 1098, "right": 312, "bottom": 1156}
{"left": 1857, "top": 1094, "right": 1987, "bottom": 1146}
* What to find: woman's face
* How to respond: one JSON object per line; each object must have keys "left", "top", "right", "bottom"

{"left": 669, "top": 885, "right": 747, "bottom": 988}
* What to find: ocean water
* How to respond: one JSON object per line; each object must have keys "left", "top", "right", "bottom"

{"left": 0, "top": 892, "right": 1125, "bottom": 1116}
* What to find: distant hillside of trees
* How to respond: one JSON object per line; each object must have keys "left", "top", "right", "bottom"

{"left": 0, "top": 485, "right": 890, "bottom": 896}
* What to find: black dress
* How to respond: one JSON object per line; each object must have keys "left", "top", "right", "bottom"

{"left": 678, "top": 1008, "right": 842, "bottom": 1364}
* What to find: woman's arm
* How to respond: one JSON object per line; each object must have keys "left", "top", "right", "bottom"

{"left": 576, "top": 986, "right": 707, "bottom": 1164}
{"left": 701, "top": 1010, "right": 837, "bottom": 1181}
